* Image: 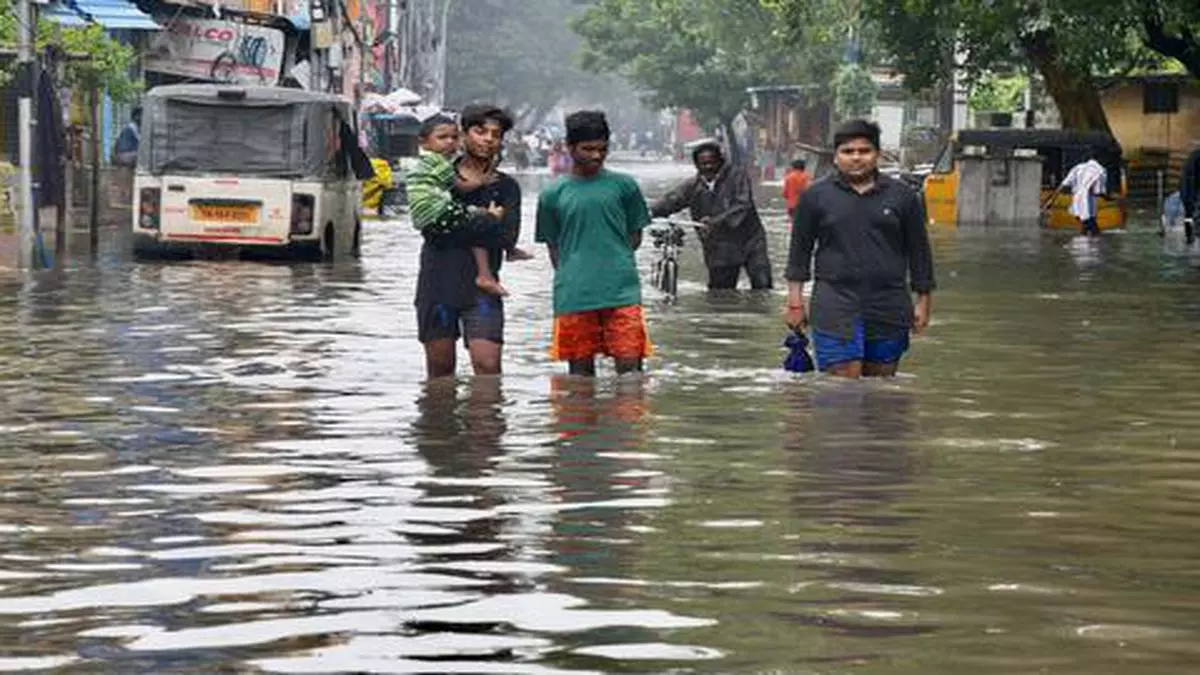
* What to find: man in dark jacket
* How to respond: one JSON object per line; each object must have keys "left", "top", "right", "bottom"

{"left": 650, "top": 142, "right": 772, "bottom": 290}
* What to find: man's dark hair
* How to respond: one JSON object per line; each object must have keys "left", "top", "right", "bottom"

{"left": 459, "top": 104, "right": 514, "bottom": 134}
{"left": 418, "top": 114, "right": 458, "bottom": 139}
{"left": 565, "top": 110, "right": 610, "bottom": 145}
{"left": 791, "top": 158, "right": 806, "bottom": 170}
{"left": 833, "top": 119, "right": 881, "bottom": 150}
{"left": 691, "top": 141, "right": 723, "bottom": 164}
{"left": 131, "top": 106, "right": 142, "bottom": 123}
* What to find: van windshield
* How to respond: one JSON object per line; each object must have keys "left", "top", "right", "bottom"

{"left": 149, "top": 101, "right": 303, "bottom": 176}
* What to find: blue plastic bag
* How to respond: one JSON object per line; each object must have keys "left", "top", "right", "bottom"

{"left": 783, "top": 330, "right": 815, "bottom": 373}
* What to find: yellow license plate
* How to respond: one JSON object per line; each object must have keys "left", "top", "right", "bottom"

{"left": 190, "top": 204, "right": 259, "bottom": 224}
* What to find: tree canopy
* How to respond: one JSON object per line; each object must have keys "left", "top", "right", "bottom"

{"left": 572, "top": 0, "right": 847, "bottom": 148}
{"left": 769, "top": 0, "right": 1199, "bottom": 132}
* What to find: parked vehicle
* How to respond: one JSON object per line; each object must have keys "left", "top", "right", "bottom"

{"left": 133, "top": 85, "right": 370, "bottom": 260}
{"left": 361, "top": 111, "right": 424, "bottom": 215}
{"left": 923, "top": 129, "right": 1126, "bottom": 230}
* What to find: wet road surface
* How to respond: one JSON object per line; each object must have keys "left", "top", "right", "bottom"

{"left": 1, "top": 161, "right": 1200, "bottom": 673}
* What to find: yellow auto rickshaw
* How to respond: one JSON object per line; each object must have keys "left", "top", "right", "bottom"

{"left": 923, "top": 129, "right": 1127, "bottom": 230}
{"left": 361, "top": 111, "right": 423, "bottom": 215}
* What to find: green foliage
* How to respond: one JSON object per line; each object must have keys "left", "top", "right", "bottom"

{"left": 848, "top": 0, "right": 1199, "bottom": 90}
{"left": 832, "top": 63, "right": 877, "bottom": 120}
{"left": 55, "top": 24, "right": 140, "bottom": 102}
{"left": 0, "top": 0, "right": 140, "bottom": 102}
{"left": 1138, "top": 0, "right": 1200, "bottom": 79}
{"left": 968, "top": 73, "right": 1027, "bottom": 113}
{"left": 572, "top": 0, "right": 844, "bottom": 132}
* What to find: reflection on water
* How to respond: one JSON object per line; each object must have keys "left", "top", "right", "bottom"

{"left": 1, "top": 163, "right": 1200, "bottom": 673}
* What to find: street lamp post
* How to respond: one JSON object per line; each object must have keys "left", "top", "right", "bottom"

{"left": 16, "top": 0, "right": 36, "bottom": 269}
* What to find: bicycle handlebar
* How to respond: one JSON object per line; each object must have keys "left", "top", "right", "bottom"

{"left": 647, "top": 218, "right": 705, "bottom": 231}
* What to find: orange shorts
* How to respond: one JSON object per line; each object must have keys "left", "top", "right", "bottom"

{"left": 550, "top": 305, "right": 652, "bottom": 362}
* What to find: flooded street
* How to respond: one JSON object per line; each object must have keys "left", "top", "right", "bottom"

{"left": 2, "top": 160, "right": 1200, "bottom": 674}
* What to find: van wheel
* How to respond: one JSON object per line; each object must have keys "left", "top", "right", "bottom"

{"left": 351, "top": 218, "right": 362, "bottom": 258}
{"left": 322, "top": 224, "right": 335, "bottom": 260}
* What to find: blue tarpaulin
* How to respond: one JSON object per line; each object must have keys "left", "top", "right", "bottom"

{"left": 42, "top": 0, "right": 161, "bottom": 30}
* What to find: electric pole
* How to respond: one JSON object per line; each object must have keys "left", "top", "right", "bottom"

{"left": 16, "top": 0, "right": 36, "bottom": 269}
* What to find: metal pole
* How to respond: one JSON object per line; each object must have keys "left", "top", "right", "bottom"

{"left": 382, "top": 0, "right": 396, "bottom": 92}
{"left": 1157, "top": 169, "right": 1164, "bottom": 214}
{"left": 437, "top": 0, "right": 453, "bottom": 107}
{"left": 16, "top": 0, "right": 35, "bottom": 269}
{"left": 89, "top": 88, "right": 101, "bottom": 255}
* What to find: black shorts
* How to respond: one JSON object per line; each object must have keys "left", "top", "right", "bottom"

{"left": 416, "top": 294, "right": 505, "bottom": 345}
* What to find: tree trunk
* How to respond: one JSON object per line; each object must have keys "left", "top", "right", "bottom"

{"left": 1021, "top": 30, "right": 1112, "bottom": 133}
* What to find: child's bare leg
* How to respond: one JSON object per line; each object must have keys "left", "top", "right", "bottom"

{"left": 506, "top": 246, "right": 534, "bottom": 262}
{"left": 472, "top": 247, "right": 508, "bottom": 296}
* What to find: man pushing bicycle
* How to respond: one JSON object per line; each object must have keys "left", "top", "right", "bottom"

{"left": 650, "top": 141, "right": 773, "bottom": 291}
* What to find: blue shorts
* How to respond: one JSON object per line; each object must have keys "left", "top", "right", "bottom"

{"left": 812, "top": 321, "right": 909, "bottom": 371}
{"left": 416, "top": 294, "right": 504, "bottom": 345}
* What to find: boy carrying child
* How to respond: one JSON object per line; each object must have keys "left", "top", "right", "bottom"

{"left": 408, "top": 114, "right": 531, "bottom": 296}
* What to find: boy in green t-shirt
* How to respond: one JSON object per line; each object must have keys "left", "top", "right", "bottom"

{"left": 535, "top": 111, "right": 652, "bottom": 376}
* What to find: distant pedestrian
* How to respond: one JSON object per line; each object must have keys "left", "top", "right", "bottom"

{"left": 536, "top": 111, "right": 652, "bottom": 377}
{"left": 781, "top": 158, "right": 812, "bottom": 220}
{"left": 784, "top": 119, "right": 935, "bottom": 379}
{"left": 1161, "top": 190, "right": 1183, "bottom": 236}
{"left": 112, "top": 107, "right": 141, "bottom": 167}
{"left": 548, "top": 141, "right": 572, "bottom": 175}
{"left": 1180, "top": 139, "right": 1200, "bottom": 243}
{"left": 1060, "top": 151, "right": 1107, "bottom": 237}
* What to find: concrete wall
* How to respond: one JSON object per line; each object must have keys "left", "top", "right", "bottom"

{"left": 1101, "top": 80, "right": 1200, "bottom": 157}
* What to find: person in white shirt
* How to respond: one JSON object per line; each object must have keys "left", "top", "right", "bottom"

{"left": 1060, "top": 152, "right": 1108, "bottom": 237}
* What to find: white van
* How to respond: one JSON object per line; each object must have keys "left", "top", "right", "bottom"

{"left": 133, "top": 85, "right": 370, "bottom": 259}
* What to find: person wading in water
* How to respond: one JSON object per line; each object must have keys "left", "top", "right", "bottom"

{"left": 651, "top": 142, "right": 773, "bottom": 291}
{"left": 784, "top": 119, "right": 935, "bottom": 378}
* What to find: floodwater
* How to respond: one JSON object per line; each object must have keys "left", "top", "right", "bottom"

{"left": 1, "top": 160, "right": 1199, "bottom": 674}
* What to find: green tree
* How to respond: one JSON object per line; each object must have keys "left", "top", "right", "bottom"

{"left": 572, "top": 0, "right": 843, "bottom": 161}
{"left": 0, "top": 1, "right": 139, "bottom": 102}
{"left": 967, "top": 73, "right": 1027, "bottom": 114}
{"left": 1137, "top": 0, "right": 1200, "bottom": 79}
{"left": 856, "top": 0, "right": 1141, "bottom": 132}
{"left": 832, "top": 63, "right": 877, "bottom": 120}
{"left": 770, "top": 0, "right": 1199, "bottom": 132}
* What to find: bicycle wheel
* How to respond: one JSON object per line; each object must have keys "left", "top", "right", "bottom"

{"left": 662, "top": 258, "right": 678, "bottom": 298}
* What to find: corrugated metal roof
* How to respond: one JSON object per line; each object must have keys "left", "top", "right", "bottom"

{"left": 40, "top": 2, "right": 91, "bottom": 26}
{"left": 43, "top": 0, "right": 162, "bottom": 30}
